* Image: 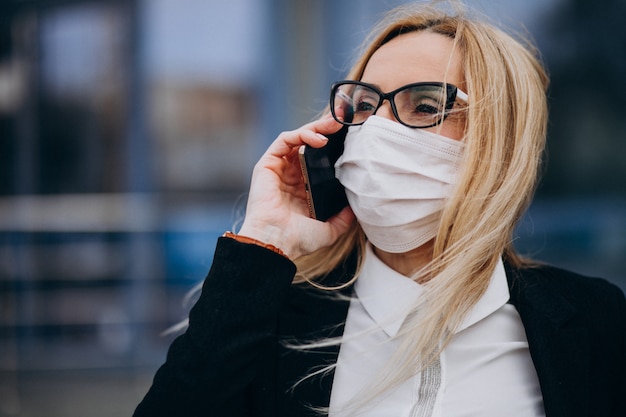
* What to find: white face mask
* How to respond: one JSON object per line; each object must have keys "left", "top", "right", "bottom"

{"left": 334, "top": 116, "right": 465, "bottom": 253}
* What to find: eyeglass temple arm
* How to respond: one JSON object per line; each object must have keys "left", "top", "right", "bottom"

{"left": 336, "top": 89, "right": 354, "bottom": 105}
{"left": 456, "top": 89, "right": 469, "bottom": 103}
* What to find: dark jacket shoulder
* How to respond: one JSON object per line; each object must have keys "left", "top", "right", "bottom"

{"left": 505, "top": 262, "right": 626, "bottom": 417}
{"left": 506, "top": 262, "right": 626, "bottom": 318}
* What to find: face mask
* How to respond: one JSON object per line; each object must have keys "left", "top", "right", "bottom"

{"left": 334, "top": 116, "right": 465, "bottom": 253}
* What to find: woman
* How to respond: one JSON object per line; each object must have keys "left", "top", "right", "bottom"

{"left": 134, "top": 2, "right": 625, "bottom": 416}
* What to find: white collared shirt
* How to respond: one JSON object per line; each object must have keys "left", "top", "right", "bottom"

{"left": 329, "top": 245, "right": 545, "bottom": 417}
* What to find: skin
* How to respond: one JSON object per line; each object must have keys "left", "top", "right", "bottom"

{"left": 238, "top": 113, "right": 355, "bottom": 259}
{"left": 359, "top": 31, "right": 466, "bottom": 278}
{"left": 239, "top": 31, "right": 465, "bottom": 277}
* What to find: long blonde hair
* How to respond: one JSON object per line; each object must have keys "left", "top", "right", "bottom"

{"left": 291, "top": 0, "right": 549, "bottom": 409}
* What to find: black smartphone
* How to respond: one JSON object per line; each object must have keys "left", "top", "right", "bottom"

{"left": 298, "top": 126, "right": 349, "bottom": 221}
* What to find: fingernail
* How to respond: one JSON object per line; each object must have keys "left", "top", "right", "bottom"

{"left": 316, "top": 133, "right": 329, "bottom": 141}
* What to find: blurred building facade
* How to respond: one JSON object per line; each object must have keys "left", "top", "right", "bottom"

{"left": 0, "top": 0, "right": 624, "bottom": 415}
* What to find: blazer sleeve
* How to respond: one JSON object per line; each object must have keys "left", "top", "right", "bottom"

{"left": 133, "top": 237, "right": 297, "bottom": 417}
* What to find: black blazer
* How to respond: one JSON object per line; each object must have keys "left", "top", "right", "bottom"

{"left": 134, "top": 238, "right": 626, "bottom": 417}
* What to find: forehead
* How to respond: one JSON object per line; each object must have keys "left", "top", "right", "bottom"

{"left": 361, "top": 31, "right": 464, "bottom": 91}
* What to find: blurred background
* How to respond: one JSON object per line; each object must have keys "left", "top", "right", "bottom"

{"left": 0, "top": 0, "right": 624, "bottom": 415}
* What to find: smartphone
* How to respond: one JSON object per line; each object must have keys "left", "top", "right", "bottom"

{"left": 298, "top": 126, "right": 349, "bottom": 221}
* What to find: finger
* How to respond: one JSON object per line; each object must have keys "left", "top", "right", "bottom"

{"left": 267, "top": 117, "right": 343, "bottom": 157}
{"left": 307, "top": 113, "right": 344, "bottom": 136}
{"left": 264, "top": 130, "right": 324, "bottom": 159}
{"left": 333, "top": 105, "right": 347, "bottom": 123}
{"left": 294, "top": 205, "right": 355, "bottom": 257}
{"left": 326, "top": 205, "right": 356, "bottom": 238}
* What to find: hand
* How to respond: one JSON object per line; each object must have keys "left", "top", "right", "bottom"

{"left": 238, "top": 115, "right": 355, "bottom": 259}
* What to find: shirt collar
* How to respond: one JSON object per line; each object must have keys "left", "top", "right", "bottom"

{"left": 457, "top": 258, "right": 509, "bottom": 332}
{"left": 354, "top": 244, "right": 510, "bottom": 337}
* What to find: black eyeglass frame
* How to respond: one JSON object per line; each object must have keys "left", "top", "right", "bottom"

{"left": 330, "top": 80, "right": 469, "bottom": 129}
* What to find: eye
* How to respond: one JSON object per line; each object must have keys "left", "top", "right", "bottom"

{"left": 404, "top": 91, "right": 446, "bottom": 118}
{"left": 355, "top": 99, "right": 376, "bottom": 113}
{"left": 414, "top": 103, "right": 440, "bottom": 115}
{"left": 353, "top": 88, "right": 379, "bottom": 114}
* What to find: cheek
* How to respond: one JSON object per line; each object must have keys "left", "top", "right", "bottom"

{"left": 426, "top": 116, "right": 466, "bottom": 141}
{"left": 447, "top": 115, "right": 468, "bottom": 141}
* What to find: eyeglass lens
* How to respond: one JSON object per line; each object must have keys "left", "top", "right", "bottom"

{"left": 332, "top": 82, "right": 454, "bottom": 128}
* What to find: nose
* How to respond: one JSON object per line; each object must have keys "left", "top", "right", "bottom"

{"left": 374, "top": 100, "right": 399, "bottom": 123}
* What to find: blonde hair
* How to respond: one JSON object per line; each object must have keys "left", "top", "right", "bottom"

{"left": 291, "top": 0, "right": 548, "bottom": 410}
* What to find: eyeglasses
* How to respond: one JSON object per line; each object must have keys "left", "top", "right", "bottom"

{"left": 330, "top": 80, "right": 468, "bottom": 128}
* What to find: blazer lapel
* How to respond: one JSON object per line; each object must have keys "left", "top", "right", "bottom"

{"left": 506, "top": 264, "right": 590, "bottom": 417}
